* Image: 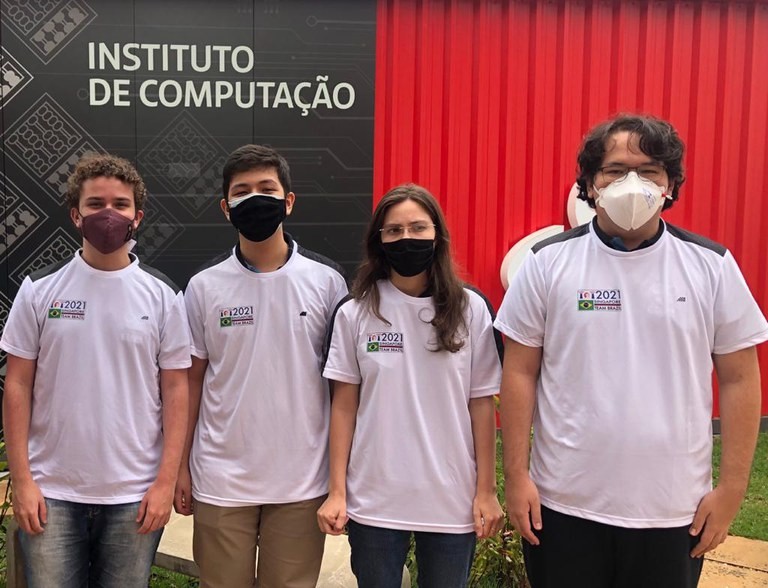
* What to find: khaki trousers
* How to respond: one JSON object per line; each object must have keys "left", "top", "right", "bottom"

{"left": 193, "top": 496, "right": 326, "bottom": 588}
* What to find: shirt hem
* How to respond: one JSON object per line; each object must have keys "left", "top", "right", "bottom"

{"left": 540, "top": 497, "right": 695, "bottom": 529}
{"left": 192, "top": 489, "right": 328, "bottom": 507}
{"left": 713, "top": 329, "right": 768, "bottom": 355}
{"left": 0, "top": 341, "right": 38, "bottom": 360}
{"left": 322, "top": 368, "right": 361, "bottom": 384}
{"left": 491, "top": 321, "right": 542, "bottom": 349}
{"left": 41, "top": 489, "right": 146, "bottom": 505}
{"left": 190, "top": 348, "right": 209, "bottom": 359}
{"left": 469, "top": 387, "right": 498, "bottom": 398}
{"left": 159, "top": 360, "right": 193, "bottom": 370}
{"left": 348, "top": 512, "right": 474, "bottom": 534}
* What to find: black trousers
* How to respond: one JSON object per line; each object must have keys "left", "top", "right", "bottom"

{"left": 523, "top": 506, "right": 704, "bottom": 588}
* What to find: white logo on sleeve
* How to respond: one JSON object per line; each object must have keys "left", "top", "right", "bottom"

{"left": 366, "top": 332, "right": 404, "bottom": 353}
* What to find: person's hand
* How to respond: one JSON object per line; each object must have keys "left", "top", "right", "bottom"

{"left": 505, "top": 473, "right": 541, "bottom": 545}
{"left": 137, "top": 479, "right": 174, "bottom": 534}
{"left": 689, "top": 485, "right": 743, "bottom": 557}
{"left": 317, "top": 494, "right": 348, "bottom": 535}
{"left": 473, "top": 491, "right": 505, "bottom": 538}
{"left": 173, "top": 465, "right": 194, "bottom": 516}
{"left": 13, "top": 478, "right": 47, "bottom": 534}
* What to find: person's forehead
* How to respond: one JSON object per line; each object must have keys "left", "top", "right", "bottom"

{"left": 80, "top": 176, "right": 134, "bottom": 196}
{"left": 229, "top": 167, "right": 281, "bottom": 188}
{"left": 602, "top": 131, "right": 654, "bottom": 163}
{"left": 383, "top": 199, "right": 431, "bottom": 223}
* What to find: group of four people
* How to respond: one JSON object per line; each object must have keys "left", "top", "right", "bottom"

{"left": 2, "top": 113, "right": 767, "bottom": 588}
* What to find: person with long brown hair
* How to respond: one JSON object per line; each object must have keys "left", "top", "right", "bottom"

{"left": 317, "top": 183, "right": 504, "bottom": 587}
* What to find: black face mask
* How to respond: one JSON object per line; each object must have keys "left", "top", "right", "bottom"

{"left": 381, "top": 238, "right": 435, "bottom": 277}
{"left": 228, "top": 194, "right": 287, "bottom": 242}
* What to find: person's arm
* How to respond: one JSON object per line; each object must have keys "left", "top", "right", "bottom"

{"left": 3, "top": 354, "right": 47, "bottom": 535}
{"left": 317, "top": 380, "right": 359, "bottom": 535}
{"left": 689, "top": 346, "right": 761, "bottom": 557}
{"left": 136, "top": 367, "right": 188, "bottom": 534}
{"left": 469, "top": 395, "right": 504, "bottom": 538}
{"left": 174, "top": 356, "right": 207, "bottom": 515}
{"left": 499, "top": 339, "right": 543, "bottom": 545}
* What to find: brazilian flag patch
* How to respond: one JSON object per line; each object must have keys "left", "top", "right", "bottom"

{"left": 367, "top": 342, "right": 380, "bottom": 352}
{"left": 578, "top": 300, "right": 594, "bottom": 311}
{"left": 48, "top": 308, "right": 62, "bottom": 319}
{"left": 220, "top": 317, "right": 233, "bottom": 327}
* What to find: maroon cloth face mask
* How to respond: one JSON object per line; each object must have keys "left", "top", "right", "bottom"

{"left": 80, "top": 208, "right": 135, "bottom": 254}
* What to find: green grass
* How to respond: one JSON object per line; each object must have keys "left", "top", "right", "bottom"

{"left": 149, "top": 567, "right": 198, "bottom": 587}
{"left": 713, "top": 431, "right": 768, "bottom": 540}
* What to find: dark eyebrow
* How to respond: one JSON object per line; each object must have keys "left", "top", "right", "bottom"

{"left": 602, "top": 158, "right": 661, "bottom": 167}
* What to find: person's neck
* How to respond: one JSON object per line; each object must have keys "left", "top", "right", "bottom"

{"left": 390, "top": 271, "right": 429, "bottom": 297}
{"left": 81, "top": 242, "right": 132, "bottom": 271}
{"left": 595, "top": 216, "right": 660, "bottom": 251}
{"left": 239, "top": 228, "right": 289, "bottom": 272}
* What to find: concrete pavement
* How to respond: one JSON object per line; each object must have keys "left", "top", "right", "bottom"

{"left": 701, "top": 536, "right": 768, "bottom": 588}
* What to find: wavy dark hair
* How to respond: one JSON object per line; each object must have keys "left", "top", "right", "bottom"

{"left": 576, "top": 113, "right": 685, "bottom": 210}
{"left": 66, "top": 153, "right": 147, "bottom": 210}
{"left": 351, "top": 184, "right": 468, "bottom": 353}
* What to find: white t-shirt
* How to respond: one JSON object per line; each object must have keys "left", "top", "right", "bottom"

{"left": 495, "top": 220, "right": 768, "bottom": 528}
{"left": 0, "top": 252, "right": 192, "bottom": 504}
{"left": 185, "top": 239, "right": 347, "bottom": 506}
{"left": 323, "top": 280, "right": 502, "bottom": 533}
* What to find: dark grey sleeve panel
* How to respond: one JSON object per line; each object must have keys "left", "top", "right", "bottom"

{"left": 28, "top": 256, "right": 73, "bottom": 282}
{"left": 322, "top": 294, "right": 355, "bottom": 371}
{"left": 139, "top": 262, "right": 181, "bottom": 294}
{"left": 188, "top": 250, "right": 233, "bottom": 283}
{"left": 666, "top": 224, "right": 727, "bottom": 256}
{"left": 531, "top": 223, "right": 590, "bottom": 254}
{"left": 297, "top": 244, "right": 347, "bottom": 281}
{"left": 463, "top": 284, "right": 504, "bottom": 365}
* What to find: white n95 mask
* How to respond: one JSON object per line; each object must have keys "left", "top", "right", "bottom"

{"left": 595, "top": 172, "right": 669, "bottom": 231}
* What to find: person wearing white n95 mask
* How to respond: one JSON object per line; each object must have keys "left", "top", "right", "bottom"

{"left": 594, "top": 169, "right": 672, "bottom": 231}
{"left": 496, "top": 114, "right": 768, "bottom": 588}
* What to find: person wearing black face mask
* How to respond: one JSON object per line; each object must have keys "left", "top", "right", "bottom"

{"left": 318, "top": 184, "right": 504, "bottom": 588}
{"left": 179, "top": 145, "right": 348, "bottom": 588}
{"left": 227, "top": 192, "right": 288, "bottom": 244}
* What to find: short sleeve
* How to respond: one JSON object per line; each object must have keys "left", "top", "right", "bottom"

{"left": 0, "top": 278, "right": 41, "bottom": 360}
{"left": 184, "top": 279, "right": 208, "bottom": 359}
{"left": 328, "top": 273, "right": 349, "bottom": 321}
{"left": 494, "top": 251, "right": 547, "bottom": 348}
{"left": 712, "top": 251, "right": 768, "bottom": 355}
{"left": 468, "top": 292, "right": 502, "bottom": 398}
{"left": 322, "top": 302, "right": 361, "bottom": 384}
{"left": 159, "top": 290, "right": 192, "bottom": 369}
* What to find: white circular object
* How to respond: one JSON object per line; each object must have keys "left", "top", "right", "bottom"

{"left": 500, "top": 225, "right": 564, "bottom": 290}
{"left": 566, "top": 182, "right": 596, "bottom": 228}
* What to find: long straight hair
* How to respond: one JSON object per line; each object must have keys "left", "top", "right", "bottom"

{"left": 351, "top": 184, "right": 467, "bottom": 353}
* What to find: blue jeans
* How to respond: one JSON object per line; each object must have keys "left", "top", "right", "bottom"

{"left": 18, "top": 498, "right": 163, "bottom": 588}
{"left": 347, "top": 519, "right": 476, "bottom": 588}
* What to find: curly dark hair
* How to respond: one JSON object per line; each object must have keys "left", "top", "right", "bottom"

{"left": 351, "top": 184, "right": 468, "bottom": 353}
{"left": 66, "top": 153, "right": 147, "bottom": 210}
{"left": 576, "top": 114, "right": 685, "bottom": 210}
{"left": 222, "top": 144, "right": 292, "bottom": 198}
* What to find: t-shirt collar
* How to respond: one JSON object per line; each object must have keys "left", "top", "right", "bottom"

{"left": 591, "top": 217, "right": 665, "bottom": 252}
